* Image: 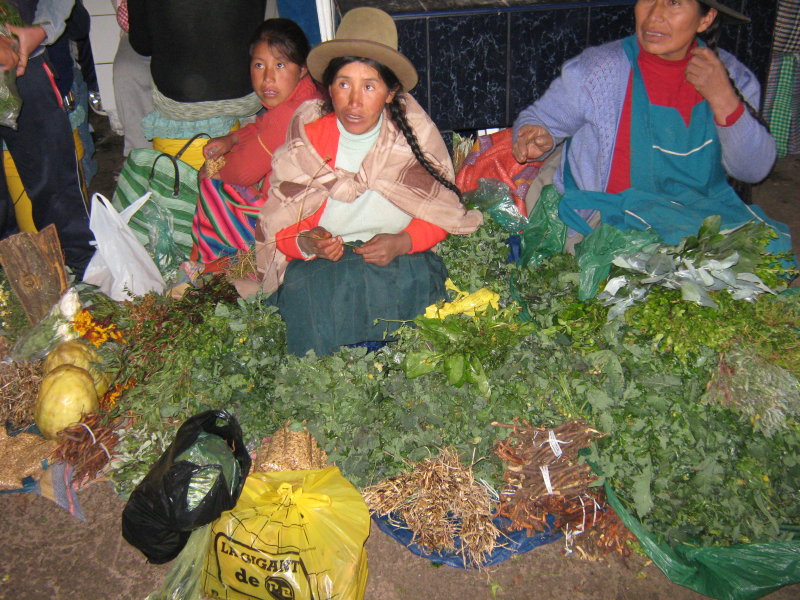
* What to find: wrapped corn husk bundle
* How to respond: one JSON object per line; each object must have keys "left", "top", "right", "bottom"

{"left": 253, "top": 424, "right": 328, "bottom": 472}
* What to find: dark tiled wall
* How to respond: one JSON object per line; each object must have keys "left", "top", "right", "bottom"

{"left": 394, "top": 0, "right": 777, "bottom": 132}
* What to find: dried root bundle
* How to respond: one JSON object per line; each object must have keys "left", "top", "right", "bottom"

{"left": 572, "top": 505, "right": 638, "bottom": 560}
{"left": 0, "top": 357, "right": 41, "bottom": 430}
{"left": 52, "top": 413, "right": 119, "bottom": 485}
{"left": 494, "top": 420, "right": 604, "bottom": 534}
{"left": 362, "top": 447, "right": 500, "bottom": 569}
{"left": 253, "top": 423, "right": 328, "bottom": 472}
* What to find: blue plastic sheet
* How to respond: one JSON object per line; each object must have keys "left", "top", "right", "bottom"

{"left": 372, "top": 513, "right": 562, "bottom": 568}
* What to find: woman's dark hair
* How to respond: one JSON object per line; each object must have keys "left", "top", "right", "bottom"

{"left": 250, "top": 18, "right": 311, "bottom": 66}
{"left": 695, "top": 3, "right": 768, "bottom": 129}
{"left": 696, "top": 3, "right": 725, "bottom": 51}
{"left": 321, "top": 56, "right": 463, "bottom": 201}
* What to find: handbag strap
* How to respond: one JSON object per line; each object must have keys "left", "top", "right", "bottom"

{"left": 175, "top": 132, "right": 211, "bottom": 160}
{"left": 148, "top": 153, "right": 181, "bottom": 198}
{"left": 147, "top": 133, "right": 210, "bottom": 198}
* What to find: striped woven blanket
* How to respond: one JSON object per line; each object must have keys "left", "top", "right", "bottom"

{"left": 192, "top": 178, "right": 266, "bottom": 265}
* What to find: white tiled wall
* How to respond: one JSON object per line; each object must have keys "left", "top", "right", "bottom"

{"left": 85, "top": 0, "right": 122, "bottom": 130}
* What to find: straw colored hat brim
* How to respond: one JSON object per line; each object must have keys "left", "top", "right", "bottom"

{"left": 698, "top": 0, "right": 750, "bottom": 24}
{"left": 307, "top": 7, "right": 419, "bottom": 91}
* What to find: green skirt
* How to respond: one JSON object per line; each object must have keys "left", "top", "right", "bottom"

{"left": 269, "top": 247, "right": 448, "bottom": 356}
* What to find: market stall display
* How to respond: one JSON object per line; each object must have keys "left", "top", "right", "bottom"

{"left": 0, "top": 171, "right": 798, "bottom": 598}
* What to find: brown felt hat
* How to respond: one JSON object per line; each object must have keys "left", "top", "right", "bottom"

{"left": 698, "top": 0, "right": 750, "bottom": 24}
{"left": 307, "top": 7, "right": 419, "bottom": 91}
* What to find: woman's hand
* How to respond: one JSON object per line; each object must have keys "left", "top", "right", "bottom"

{"left": 6, "top": 25, "right": 45, "bottom": 76}
{"left": 512, "top": 124, "right": 554, "bottom": 163}
{"left": 686, "top": 47, "right": 741, "bottom": 124}
{"left": 200, "top": 134, "right": 238, "bottom": 178}
{"left": 0, "top": 36, "right": 19, "bottom": 72}
{"left": 203, "top": 134, "right": 236, "bottom": 160}
{"left": 298, "top": 226, "right": 344, "bottom": 261}
{"left": 355, "top": 232, "right": 411, "bottom": 266}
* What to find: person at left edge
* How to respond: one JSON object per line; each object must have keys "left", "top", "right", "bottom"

{"left": 0, "top": 0, "right": 95, "bottom": 279}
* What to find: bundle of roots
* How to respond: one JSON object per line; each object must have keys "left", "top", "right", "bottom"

{"left": 363, "top": 447, "right": 500, "bottom": 569}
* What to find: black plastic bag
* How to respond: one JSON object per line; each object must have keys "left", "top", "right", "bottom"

{"left": 121, "top": 410, "right": 251, "bottom": 564}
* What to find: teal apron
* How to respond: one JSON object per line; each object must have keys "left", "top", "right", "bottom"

{"left": 558, "top": 35, "right": 793, "bottom": 255}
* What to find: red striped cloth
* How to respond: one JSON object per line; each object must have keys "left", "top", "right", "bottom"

{"left": 191, "top": 177, "right": 266, "bottom": 266}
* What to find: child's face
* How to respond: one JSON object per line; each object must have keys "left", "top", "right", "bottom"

{"left": 250, "top": 41, "right": 307, "bottom": 109}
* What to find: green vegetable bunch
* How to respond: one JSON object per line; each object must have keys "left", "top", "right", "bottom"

{"left": 437, "top": 217, "right": 514, "bottom": 300}
{"left": 399, "top": 304, "right": 536, "bottom": 396}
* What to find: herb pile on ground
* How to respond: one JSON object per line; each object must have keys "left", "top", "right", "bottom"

{"left": 4, "top": 214, "right": 797, "bottom": 552}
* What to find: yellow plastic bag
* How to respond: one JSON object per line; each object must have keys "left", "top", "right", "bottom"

{"left": 424, "top": 279, "right": 500, "bottom": 318}
{"left": 202, "top": 467, "right": 369, "bottom": 600}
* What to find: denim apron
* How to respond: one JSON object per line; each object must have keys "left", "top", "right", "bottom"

{"left": 558, "top": 35, "right": 792, "bottom": 256}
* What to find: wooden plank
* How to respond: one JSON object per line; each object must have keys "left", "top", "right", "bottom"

{"left": 0, "top": 225, "right": 68, "bottom": 324}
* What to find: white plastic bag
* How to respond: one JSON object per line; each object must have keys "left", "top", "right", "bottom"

{"left": 82, "top": 193, "right": 165, "bottom": 301}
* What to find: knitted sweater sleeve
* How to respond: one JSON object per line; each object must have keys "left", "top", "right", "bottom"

{"left": 512, "top": 51, "right": 592, "bottom": 146}
{"left": 716, "top": 50, "right": 776, "bottom": 183}
{"left": 513, "top": 41, "right": 629, "bottom": 193}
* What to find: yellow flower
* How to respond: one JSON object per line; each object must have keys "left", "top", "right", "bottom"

{"left": 0, "top": 282, "right": 9, "bottom": 329}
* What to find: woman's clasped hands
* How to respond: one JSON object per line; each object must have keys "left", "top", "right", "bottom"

{"left": 298, "top": 227, "right": 411, "bottom": 266}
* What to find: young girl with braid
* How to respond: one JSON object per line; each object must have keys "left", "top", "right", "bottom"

{"left": 513, "top": 0, "right": 794, "bottom": 257}
{"left": 235, "top": 7, "right": 482, "bottom": 356}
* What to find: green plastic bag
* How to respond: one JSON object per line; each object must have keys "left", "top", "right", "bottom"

{"left": 463, "top": 179, "right": 528, "bottom": 233}
{"left": 519, "top": 184, "right": 567, "bottom": 268}
{"left": 176, "top": 431, "right": 241, "bottom": 511}
{"left": 146, "top": 524, "right": 212, "bottom": 600}
{"left": 464, "top": 180, "right": 568, "bottom": 269}
{"left": 574, "top": 224, "right": 659, "bottom": 300}
{"left": 112, "top": 135, "right": 208, "bottom": 257}
{"left": 605, "top": 483, "right": 800, "bottom": 600}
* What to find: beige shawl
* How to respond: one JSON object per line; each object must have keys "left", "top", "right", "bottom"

{"left": 235, "top": 94, "right": 483, "bottom": 297}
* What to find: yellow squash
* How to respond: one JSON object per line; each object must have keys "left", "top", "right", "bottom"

{"left": 35, "top": 364, "right": 99, "bottom": 440}
{"left": 43, "top": 340, "right": 109, "bottom": 396}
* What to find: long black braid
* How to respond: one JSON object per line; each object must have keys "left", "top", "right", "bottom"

{"left": 697, "top": 7, "right": 770, "bottom": 130}
{"left": 321, "top": 56, "right": 464, "bottom": 201}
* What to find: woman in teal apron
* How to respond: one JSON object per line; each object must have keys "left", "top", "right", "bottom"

{"left": 512, "top": 0, "right": 793, "bottom": 258}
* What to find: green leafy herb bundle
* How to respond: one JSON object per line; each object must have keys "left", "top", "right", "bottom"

{"left": 437, "top": 217, "right": 514, "bottom": 300}
{"left": 102, "top": 229, "right": 800, "bottom": 545}
{"left": 6, "top": 213, "right": 794, "bottom": 548}
{"left": 511, "top": 255, "right": 800, "bottom": 546}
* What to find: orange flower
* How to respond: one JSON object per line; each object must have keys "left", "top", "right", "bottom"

{"left": 72, "top": 310, "right": 126, "bottom": 346}
{"left": 100, "top": 379, "right": 134, "bottom": 411}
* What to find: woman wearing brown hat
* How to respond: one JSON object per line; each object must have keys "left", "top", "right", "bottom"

{"left": 513, "top": 0, "right": 793, "bottom": 259}
{"left": 236, "top": 7, "right": 483, "bottom": 356}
